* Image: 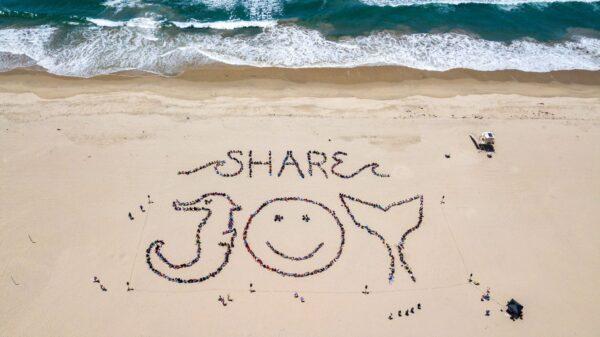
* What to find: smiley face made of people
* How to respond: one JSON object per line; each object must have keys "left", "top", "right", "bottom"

{"left": 243, "top": 197, "right": 345, "bottom": 277}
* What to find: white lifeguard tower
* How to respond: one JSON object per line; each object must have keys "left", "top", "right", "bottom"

{"left": 479, "top": 131, "right": 495, "bottom": 146}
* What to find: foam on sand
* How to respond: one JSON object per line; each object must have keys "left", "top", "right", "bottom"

{"left": 0, "top": 25, "right": 598, "bottom": 77}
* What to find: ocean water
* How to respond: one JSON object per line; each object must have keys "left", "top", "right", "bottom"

{"left": 0, "top": 0, "right": 599, "bottom": 76}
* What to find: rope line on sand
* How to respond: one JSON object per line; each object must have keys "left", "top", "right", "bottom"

{"left": 440, "top": 205, "right": 469, "bottom": 276}
{"left": 128, "top": 157, "right": 172, "bottom": 284}
{"left": 440, "top": 204, "right": 505, "bottom": 310}
{"left": 128, "top": 203, "right": 152, "bottom": 283}
{"left": 130, "top": 281, "right": 469, "bottom": 295}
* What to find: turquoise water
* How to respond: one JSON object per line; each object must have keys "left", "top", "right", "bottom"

{"left": 1, "top": 0, "right": 599, "bottom": 76}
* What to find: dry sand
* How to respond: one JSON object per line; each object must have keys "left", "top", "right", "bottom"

{"left": 0, "top": 68, "right": 599, "bottom": 337}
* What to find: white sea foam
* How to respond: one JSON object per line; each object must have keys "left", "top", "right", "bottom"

{"left": 191, "top": 0, "right": 283, "bottom": 19}
{"left": 172, "top": 20, "right": 277, "bottom": 29}
{"left": 89, "top": 17, "right": 275, "bottom": 30}
{"left": 0, "top": 25, "right": 598, "bottom": 77}
{"left": 359, "top": 0, "right": 598, "bottom": 6}
{"left": 88, "top": 17, "right": 162, "bottom": 29}
{"left": 102, "top": 0, "right": 145, "bottom": 12}
{"left": 126, "top": 17, "right": 162, "bottom": 29}
{"left": 0, "top": 26, "right": 56, "bottom": 72}
{"left": 87, "top": 18, "right": 126, "bottom": 27}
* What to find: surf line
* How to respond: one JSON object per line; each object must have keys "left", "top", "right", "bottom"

{"left": 178, "top": 150, "right": 390, "bottom": 179}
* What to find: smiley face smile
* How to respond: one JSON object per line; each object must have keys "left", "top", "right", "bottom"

{"left": 265, "top": 241, "right": 324, "bottom": 261}
{"left": 243, "top": 197, "right": 345, "bottom": 278}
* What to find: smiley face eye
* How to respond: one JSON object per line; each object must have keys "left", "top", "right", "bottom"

{"left": 302, "top": 214, "right": 310, "bottom": 222}
{"left": 274, "top": 214, "right": 283, "bottom": 222}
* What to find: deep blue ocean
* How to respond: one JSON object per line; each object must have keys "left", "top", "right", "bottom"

{"left": 0, "top": 0, "right": 599, "bottom": 76}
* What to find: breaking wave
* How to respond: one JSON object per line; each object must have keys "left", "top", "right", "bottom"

{"left": 0, "top": 25, "right": 598, "bottom": 77}
{"left": 171, "top": 20, "right": 278, "bottom": 30}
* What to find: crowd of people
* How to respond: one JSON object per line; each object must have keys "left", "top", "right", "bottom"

{"left": 265, "top": 241, "right": 325, "bottom": 261}
{"left": 145, "top": 192, "right": 240, "bottom": 284}
{"left": 142, "top": 192, "right": 425, "bottom": 285}
{"left": 177, "top": 150, "right": 392, "bottom": 179}
{"left": 397, "top": 195, "right": 425, "bottom": 283}
{"left": 341, "top": 194, "right": 424, "bottom": 283}
{"left": 243, "top": 197, "right": 346, "bottom": 278}
{"left": 330, "top": 151, "right": 390, "bottom": 179}
{"left": 177, "top": 159, "right": 226, "bottom": 176}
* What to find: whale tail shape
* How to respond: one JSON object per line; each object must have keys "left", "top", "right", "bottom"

{"left": 340, "top": 194, "right": 424, "bottom": 283}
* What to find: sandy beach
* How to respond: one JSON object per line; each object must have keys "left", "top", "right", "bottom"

{"left": 1, "top": 68, "right": 599, "bottom": 337}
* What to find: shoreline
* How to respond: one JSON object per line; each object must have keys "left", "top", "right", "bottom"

{"left": 0, "top": 66, "right": 599, "bottom": 100}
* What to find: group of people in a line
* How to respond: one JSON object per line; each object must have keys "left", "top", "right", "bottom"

{"left": 128, "top": 195, "right": 153, "bottom": 220}
{"left": 93, "top": 276, "right": 135, "bottom": 292}
{"left": 341, "top": 194, "right": 424, "bottom": 284}
{"left": 397, "top": 200, "right": 425, "bottom": 283}
{"left": 388, "top": 303, "right": 422, "bottom": 320}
